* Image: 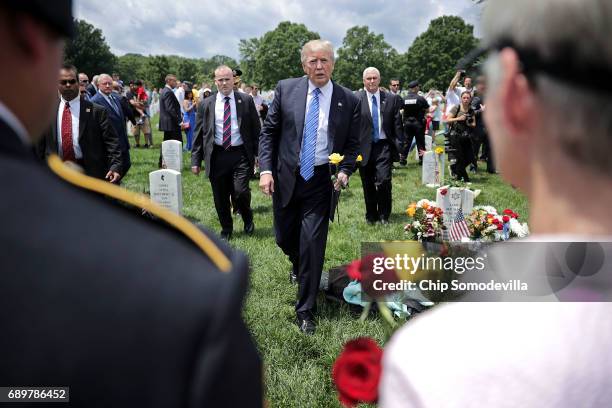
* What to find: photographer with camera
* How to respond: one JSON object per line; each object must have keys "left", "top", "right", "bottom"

{"left": 446, "top": 90, "right": 476, "bottom": 182}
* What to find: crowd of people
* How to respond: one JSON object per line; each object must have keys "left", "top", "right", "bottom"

{"left": 2, "top": 0, "right": 611, "bottom": 406}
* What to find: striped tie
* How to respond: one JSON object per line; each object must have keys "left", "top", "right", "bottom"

{"left": 300, "top": 88, "right": 320, "bottom": 181}
{"left": 222, "top": 96, "right": 231, "bottom": 150}
{"left": 372, "top": 95, "right": 380, "bottom": 142}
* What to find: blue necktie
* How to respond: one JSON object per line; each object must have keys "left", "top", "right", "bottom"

{"left": 109, "top": 95, "right": 120, "bottom": 115}
{"left": 372, "top": 95, "right": 380, "bottom": 143}
{"left": 300, "top": 88, "right": 321, "bottom": 181}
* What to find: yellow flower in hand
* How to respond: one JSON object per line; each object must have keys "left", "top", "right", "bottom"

{"left": 435, "top": 147, "right": 444, "bottom": 155}
{"left": 356, "top": 154, "right": 363, "bottom": 162}
{"left": 329, "top": 153, "right": 345, "bottom": 165}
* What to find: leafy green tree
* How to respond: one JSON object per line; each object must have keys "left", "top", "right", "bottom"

{"left": 177, "top": 58, "right": 199, "bottom": 84}
{"left": 64, "top": 19, "right": 116, "bottom": 76}
{"left": 253, "top": 22, "right": 319, "bottom": 89}
{"left": 238, "top": 37, "right": 260, "bottom": 85}
{"left": 116, "top": 53, "right": 148, "bottom": 82}
{"left": 145, "top": 55, "right": 171, "bottom": 89}
{"left": 334, "top": 26, "right": 400, "bottom": 90}
{"left": 399, "top": 16, "right": 478, "bottom": 91}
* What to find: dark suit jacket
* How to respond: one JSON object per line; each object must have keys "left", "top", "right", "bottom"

{"left": 91, "top": 92, "right": 131, "bottom": 154}
{"left": 191, "top": 91, "right": 262, "bottom": 177}
{"left": 358, "top": 89, "right": 403, "bottom": 165}
{"left": 159, "top": 86, "right": 181, "bottom": 132}
{"left": 1, "top": 120, "right": 262, "bottom": 407}
{"left": 38, "top": 97, "right": 123, "bottom": 179}
{"left": 259, "top": 77, "right": 361, "bottom": 208}
{"left": 86, "top": 83, "right": 97, "bottom": 98}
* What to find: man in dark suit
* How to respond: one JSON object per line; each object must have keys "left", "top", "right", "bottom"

{"left": 358, "top": 67, "right": 403, "bottom": 225}
{"left": 0, "top": 2, "right": 262, "bottom": 406}
{"left": 191, "top": 65, "right": 261, "bottom": 240}
{"left": 259, "top": 39, "right": 360, "bottom": 335}
{"left": 158, "top": 73, "right": 182, "bottom": 167}
{"left": 91, "top": 73, "right": 131, "bottom": 177}
{"left": 38, "top": 64, "right": 124, "bottom": 182}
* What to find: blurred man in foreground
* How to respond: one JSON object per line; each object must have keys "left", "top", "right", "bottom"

{"left": 0, "top": 1, "right": 262, "bottom": 406}
{"left": 381, "top": 0, "right": 612, "bottom": 406}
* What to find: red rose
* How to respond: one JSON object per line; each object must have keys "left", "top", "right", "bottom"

{"left": 492, "top": 218, "right": 500, "bottom": 225}
{"left": 497, "top": 224, "right": 503, "bottom": 230}
{"left": 346, "top": 259, "right": 362, "bottom": 281}
{"left": 332, "top": 337, "right": 383, "bottom": 407}
{"left": 503, "top": 209, "right": 513, "bottom": 215}
{"left": 513, "top": 212, "right": 519, "bottom": 219}
{"left": 440, "top": 188, "right": 448, "bottom": 196}
{"left": 502, "top": 215, "right": 510, "bottom": 223}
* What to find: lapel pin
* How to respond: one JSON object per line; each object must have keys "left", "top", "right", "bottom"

{"left": 238, "top": 99, "right": 242, "bottom": 103}
{"left": 338, "top": 102, "right": 343, "bottom": 107}
{"left": 86, "top": 108, "right": 91, "bottom": 112}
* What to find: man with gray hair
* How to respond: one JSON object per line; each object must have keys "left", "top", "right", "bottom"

{"left": 259, "top": 39, "right": 360, "bottom": 334}
{"left": 357, "top": 67, "right": 403, "bottom": 225}
{"left": 380, "top": 0, "right": 612, "bottom": 406}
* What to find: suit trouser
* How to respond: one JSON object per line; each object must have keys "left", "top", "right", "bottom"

{"left": 359, "top": 140, "right": 392, "bottom": 222}
{"left": 273, "top": 165, "right": 331, "bottom": 320}
{"left": 210, "top": 145, "right": 253, "bottom": 234}
{"left": 402, "top": 122, "right": 425, "bottom": 162}
{"left": 158, "top": 130, "right": 183, "bottom": 167}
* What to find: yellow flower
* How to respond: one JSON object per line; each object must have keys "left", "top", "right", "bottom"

{"left": 356, "top": 154, "right": 363, "bottom": 162}
{"left": 407, "top": 207, "right": 416, "bottom": 217}
{"left": 435, "top": 147, "right": 444, "bottom": 155}
{"left": 328, "top": 153, "right": 345, "bottom": 165}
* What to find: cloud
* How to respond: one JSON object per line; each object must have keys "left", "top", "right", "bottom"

{"left": 75, "top": 0, "right": 483, "bottom": 58}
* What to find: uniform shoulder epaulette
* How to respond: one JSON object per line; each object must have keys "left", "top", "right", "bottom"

{"left": 47, "top": 155, "right": 231, "bottom": 273}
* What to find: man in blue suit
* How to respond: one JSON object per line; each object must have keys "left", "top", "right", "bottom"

{"left": 92, "top": 73, "right": 131, "bottom": 178}
{"left": 258, "top": 39, "right": 361, "bottom": 334}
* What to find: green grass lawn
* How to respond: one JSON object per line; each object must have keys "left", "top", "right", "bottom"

{"left": 122, "top": 116, "right": 529, "bottom": 407}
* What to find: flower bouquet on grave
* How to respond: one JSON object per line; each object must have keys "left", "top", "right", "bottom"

{"left": 404, "top": 199, "right": 446, "bottom": 242}
{"left": 466, "top": 206, "right": 529, "bottom": 242}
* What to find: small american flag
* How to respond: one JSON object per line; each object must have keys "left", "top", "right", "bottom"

{"left": 450, "top": 208, "right": 470, "bottom": 241}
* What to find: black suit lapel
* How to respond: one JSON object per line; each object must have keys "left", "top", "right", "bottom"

{"left": 361, "top": 90, "right": 372, "bottom": 126}
{"left": 293, "top": 77, "right": 308, "bottom": 144}
{"left": 234, "top": 91, "right": 243, "bottom": 128}
{"left": 79, "top": 98, "right": 91, "bottom": 142}
{"left": 50, "top": 99, "right": 60, "bottom": 154}
{"left": 328, "top": 81, "right": 345, "bottom": 153}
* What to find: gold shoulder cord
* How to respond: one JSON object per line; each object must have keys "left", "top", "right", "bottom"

{"left": 47, "top": 155, "right": 232, "bottom": 273}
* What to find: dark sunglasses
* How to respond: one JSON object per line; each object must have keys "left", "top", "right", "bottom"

{"left": 59, "top": 79, "right": 77, "bottom": 86}
{"left": 80, "top": 79, "right": 89, "bottom": 84}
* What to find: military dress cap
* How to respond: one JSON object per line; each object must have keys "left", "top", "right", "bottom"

{"left": 408, "top": 80, "right": 420, "bottom": 88}
{"left": 3, "top": 0, "right": 74, "bottom": 38}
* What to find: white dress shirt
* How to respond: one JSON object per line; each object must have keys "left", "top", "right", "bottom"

{"left": 56, "top": 95, "right": 82, "bottom": 159}
{"left": 365, "top": 88, "right": 386, "bottom": 140}
{"left": 175, "top": 87, "right": 185, "bottom": 113}
{"left": 304, "top": 79, "right": 333, "bottom": 166}
{"left": 0, "top": 99, "right": 29, "bottom": 145}
{"left": 214, "top": 91, "right": 243, "bottom": 146}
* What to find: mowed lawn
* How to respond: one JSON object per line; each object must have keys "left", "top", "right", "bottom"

{"left": 122, "top": 115, "right": 529, "bottom": 407}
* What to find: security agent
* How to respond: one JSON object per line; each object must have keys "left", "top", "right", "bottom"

{"left": 0, "top": 1, "right": 262, "bottom": 406}
{"left": 400, "top": 80, "right": 429, "bottom": 165}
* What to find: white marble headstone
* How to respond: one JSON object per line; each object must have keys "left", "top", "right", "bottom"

{"left": 425, "top": 135, "right": 433, "bottom": 151}
{"left": 149, "top": 169, "right": 183, "bottom": 214}
{"left": 422, "top": 151, "right": 445, "bottom": 186}
{"left": 161, "top": 140, "right": 183, "bottom": 172}
{"left": 436, "top": 186, "right": 474, "bottom": 229}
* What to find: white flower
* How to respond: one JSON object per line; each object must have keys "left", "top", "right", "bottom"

{"left": 413, "top": 221, "right": 421, "bottom": 228}
{"left": 416, "top": 199, "right": 437, "bottom": 208}
{"left": 509, "top": 218, "right": 530, "bottom": 238}
{"left": 474, "top": 205, "right": 498, "bottom": 215}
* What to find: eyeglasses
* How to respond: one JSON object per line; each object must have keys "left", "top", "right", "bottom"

{"left": 80, "top": 79, "right": 89, "bottom": 84}
{"left": 59, "top": 79, "right": 77, "bottom": 86}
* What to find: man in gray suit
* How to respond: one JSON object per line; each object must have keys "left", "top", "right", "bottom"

{"left": 259, "top": 39, "right": 361, "bottom": 334}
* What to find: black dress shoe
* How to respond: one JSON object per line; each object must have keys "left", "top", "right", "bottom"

{"left": 366, "top": 219, "right": 377, "bottom": 226}
{"left": 244, "top": 221, "right": 255, "bottom": 235}
{"left": 296, "top": 318, "right": 316, "bottom": 335}
{"left": 220, "top": 231, "right": 232, "bottom": 240}
{"left": 380, "top": 218, "right": 390, "bottom": 225}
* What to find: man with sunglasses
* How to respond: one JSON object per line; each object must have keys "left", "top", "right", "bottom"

{"left": 380, "top": 0, "right": 612, "bottom": 406}
{"left": 37, "top": 64, "right": 124, "bottom": 183}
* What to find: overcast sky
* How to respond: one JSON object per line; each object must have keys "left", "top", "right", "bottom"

{"left": 75, "top": 0, "right": 483, "bottom": 59}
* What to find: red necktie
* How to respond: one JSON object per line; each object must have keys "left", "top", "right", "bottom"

{"left": 61, "top": 102, "right": 76, "bottom": 162}
{"left": 223, "top": 96, "right": 231, "bottom": 150}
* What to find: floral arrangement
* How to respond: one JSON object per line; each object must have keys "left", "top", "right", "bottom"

{"left": 466, "top": 206, "right": 529, "bottom": 241}
{"left": 404, "top": 199, "right": 446, "bottom": 242}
